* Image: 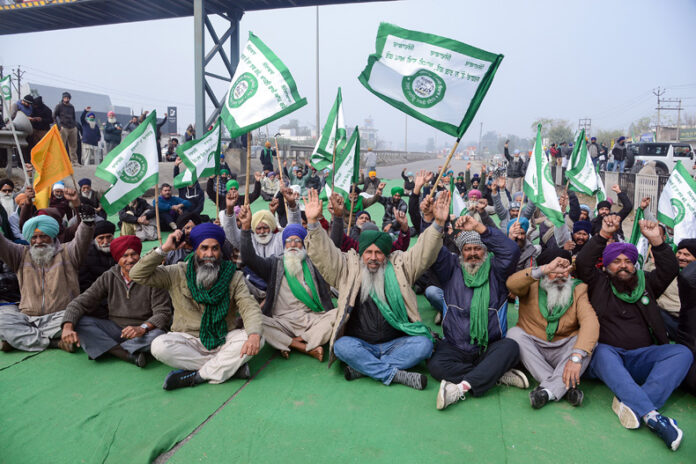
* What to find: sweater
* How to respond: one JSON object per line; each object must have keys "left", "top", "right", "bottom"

{"left": 53, "top": 102, "right": 76, "bottom": 129}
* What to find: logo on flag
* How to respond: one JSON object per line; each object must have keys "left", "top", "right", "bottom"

{"left": 402, "top": 70, "right": 446, "bottom": 108}
{"left": 229, "top": 73, "right": 259, "bottom": 108}
{"left": 119, "top": 153, "right": 148, "bottom": 184}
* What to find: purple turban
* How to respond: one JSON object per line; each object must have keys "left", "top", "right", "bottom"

{"left": 282, "top": 224, "right": 307, "bottom": 244}
{"left": 603, "top": 242, "right": 639, "bottom": 266}
{"left": 189, "top": 223, "right": 226, "bottom": 250}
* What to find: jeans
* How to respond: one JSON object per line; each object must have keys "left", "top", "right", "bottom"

{"left": 587, "top": 343, "right": 693, "bottom": 417}
{"left": 333, "top": 335, "right": 433, "bottom": 385}
{"left": 612, "top": 159, "right": 626, "bottom": 173}
{"left": 424, "top": 286, "right": 447, "bottom": 317}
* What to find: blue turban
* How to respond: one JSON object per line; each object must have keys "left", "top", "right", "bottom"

{"left": 189, "top": 223, "right": 226, "bottom": 251}
{"left": 22, "top": 215, "right": 60, "bottom": 242}
{"left": 507, "top": 217, "right": 530, "bottom": 234}
{"left": 573, "top": 220, "right": 592, "bottom": 235}
{"left": 78, "top": 178, "right": 91, "bottom": 187}
{"left": 282, "top": 224, "right": 307, "bottom": 244}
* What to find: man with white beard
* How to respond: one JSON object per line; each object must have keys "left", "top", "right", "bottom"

{"left": 0, "top": 179, "right": 16, "bottom": 218}
{"left": 78, "top": 221, "right": 116, "bottom": 319}
{"left": 304, "top": 189, "right": 449, "bottom": 391}
{"left": 103, "top": 111, "right": 122, "bottom": 154}
{"left": 0, "top": 208, "right": 94, "bottom": 352}
{"left": 506, "top": 248, "right": 599, "bottom": 409}
{"left": 130, "top": 223, "right": 264, "bottom": 390}
{"left": 239, "top": 209, "right": 335, "bottom": 361}
{"left": 80, "top": 108, "right": 101, "bottom": 165}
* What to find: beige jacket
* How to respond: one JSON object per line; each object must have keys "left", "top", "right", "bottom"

{"left": 129, "top": 249, "right": 263, "bottom": 337}
{"left": 305, "top": 222, "right": 443, "bottom": 365}
{"left": 507, "top": 268, "right": 599, "bottom": 354}
{"left": 0, "top": 221, "right": 93, "bottom": 316}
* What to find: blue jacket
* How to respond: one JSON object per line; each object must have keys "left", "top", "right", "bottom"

{"left": 153, "top": 195, "right": 191, "bottom": 212}
{"left": 433, "top": 226, "right": 520, "bottom": 354}
{"left": 80, "top": 110, "right": 101, "bottom": 146}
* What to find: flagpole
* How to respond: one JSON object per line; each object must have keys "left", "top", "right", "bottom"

{"left": 154, "top": 183, "right": 162, "bottom": 246}
{"left": 244, "top": 132, "right": 251, "bottom": 206}
{"left": 513, "top": 192, "right": 526, "bottom": 225}
{"left": 427, "top": 137, "right": 461, "bottom": 200}
{"left": 347, "top": 182, "right": 356, "bottom": 231}
{"left": 273, "top": 132, "right": 290, "bottom": 215}
{"left": 215, "top": 174, "right": 220, "bottom": 217}
{"left": 331, "top": 143, "right": 337, "bottom": 187}
{"left": 1, "top": 99, "right": 31, "bottom": 186}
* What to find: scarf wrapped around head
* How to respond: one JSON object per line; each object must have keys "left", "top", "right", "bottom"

{"left": 454, "top": 231, "right": 485, "bottom": 251}
{"left": 507, "top": 217, "right": 530, "bottom": 234}
{"left": 467, "top": 189, "right": 482, "bottom": 199}
{"left": 251, "top": 210, "right": 276, "bottom": 232}
{"left": 603, "top": 242, "right": 638, "bottom": 266}
{"left": 189, "top": 223, "right": 226, "bottom": 250}
{"left": 110, "top": 235, "right": 142, "bottom": 262}
{"left": 22, "top": 215, "right": 59, "bottom": 242}
{"left": 78, "top": 178, "right": 91, "bottom": 187}
{"left": 226, "top": 179, "right": 239, "bottom": 191}
{"left": 597, "top": 200, "right": 611, "bottom": 211}
{"left": 677, "top": 239, "right": 696, "bottom": 259}
{"left": 358, "top": 229, "right": 392, "bottom": 256}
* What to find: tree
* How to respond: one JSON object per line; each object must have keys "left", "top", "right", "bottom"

{"left": 531, "top": 118, "right": 555, "bottom": 138}
{"left": 547, "top": 121, "right": 574, "bottom": 145}
{"left": 628, "top": 116, "right": 651, "bottom": 136}
{"left": 595, "top": 129, "right": 624, "bottom": 146}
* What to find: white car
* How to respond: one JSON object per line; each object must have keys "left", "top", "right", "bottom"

{"left": 626, "top": 142, "right": 695, "bottom": 176}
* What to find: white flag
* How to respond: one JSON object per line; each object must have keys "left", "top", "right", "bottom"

{"left": 220, "top": 32, "right": 307, "bottom": 138}
{"left": 657, "top": 160, "right": 696, "bottom": 243}
{"left": 174, "top": 118, "right": 222, "bottom": 189}
{"left": 451, "top": 187, "right": 468, "bottom": 217}
{"left": 96, "top": 111, "right": 159, "bottom": 215}
{"left": 311, "top": 87, "right": 347, "bottom": 171}
{"left": 0, "top": 75, "right": 11, "bottom": 102}
{"left": 523, "top": 124, "right": 564, "bottom": 227}
{"left": 567, "top": 129, "right": 600, "bottom": 195}
{"left": 321, "top": 127, "right": 360, "bottom": 200}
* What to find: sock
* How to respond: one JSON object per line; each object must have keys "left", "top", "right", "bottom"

{"left": 544, "top": 388, "right": 556, "bottom": 401}
{"left": 643, "top": 410, "right": 659, "bottom": 424}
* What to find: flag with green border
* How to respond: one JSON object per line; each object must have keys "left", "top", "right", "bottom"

{"left": 629, "top": 207, "right": 650, "bottom": 268}
{"left": 220, "top": 32, "right": 307, "bottom": 138}
{"left": 567, "top": 129, "right": 600, "bottom": 195}
{"left": 450, "top": 176, "right": 467, "bottom": 216}
{"left": 0, "top": 75, "right": 11, "bottom": 101}
{"left": 657, "top": 160, "right": 696, "bottom": 243}
{"left": 174, "top": 117, "right": 222, "bottom": 188}
{"left": 320, "top": 127, "right": 360, "bottom": 199}
{"left": 523, "top": 124, "right": 564, "bottom": 227}
{"left": 311, "top": 87, "right": 347, "bottom": 171}
{"left": 358, "top": 22, "right": 503, "bottom": 138}
{"left": 96, "top": 110, "right": 159, "bottom": 215}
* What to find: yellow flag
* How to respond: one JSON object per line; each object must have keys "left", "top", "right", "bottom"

{"left": 31, "top": 125, "right": 73, "bottom": 208}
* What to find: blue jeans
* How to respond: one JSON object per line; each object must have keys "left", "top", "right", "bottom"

{"left": 587, "top": 343, "right": 693, "bottom": 417}
{"left": 612, "top": 159, "right": 626, "bottom": 173}
{"left": 333, "top": 335, "right": 433, "bottom": 385}
{"left": 424, "top": 286, "right": 447, "bottom": 317}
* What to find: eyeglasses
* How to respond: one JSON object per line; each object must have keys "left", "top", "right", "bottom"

{"left": 285, "top": 238, "right": 303, "bottom": 245}
{"left": 1, "top": 188, "right": 13, "bottom": 193}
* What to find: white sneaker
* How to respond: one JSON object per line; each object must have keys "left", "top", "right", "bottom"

{"left": 498, "top": 369, "right": 529, "bottom": 389}
{"left": 436, "top": 380, "right": 465, "bottom": 410}
{"left": 611, "top": 396, "right": 640, "bottom": 429}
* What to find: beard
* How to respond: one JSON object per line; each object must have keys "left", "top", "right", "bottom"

{"left": 255, "top": 232, "right": 273, "bottom": 245}
{"left": 283, "top": 247, "right": 307, "bottom": 279}
{"left": 94, "top": 239, "right": 110, "bottom": 254}
{"left": 540, "top": 276, "right": 574, "bottom": 312}
{"left": 607, "top": 268, "right": 638, "bottom": 294}
{"left": 108, "top": 117, "right": 117, "bottom": 124}
{"left": 87, "top": 120, "right": 97, "bottom": 129}
{"left": 459, "top": 255, "right": 483, "bottom": 275}
{"left": 0, "top": 193, "right": 14, "bottom": 216}
{"left": 30, "top": 244, "right": 56, "bottom": 267}
{"left": 360, "top": 260, "right": 386, "bottom": 304}
{"left": 194, "top": 255, "right": 221, "bottom": 289}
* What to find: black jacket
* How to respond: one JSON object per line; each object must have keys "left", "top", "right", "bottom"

{"left": 590, "top": 191, "right": 633, "bottom": 240}
{"left": 118, "top": 198, "right": 155, "bottom": 224}
{"left": 575, "top": 234, "right": 678, "bottom": 349}
{"left": 504, "top": 146, "right": 528, "bottom": 178}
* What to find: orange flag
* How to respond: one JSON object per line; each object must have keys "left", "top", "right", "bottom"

{"left": 31, "top": 125, "right": 73, "bottom": 209}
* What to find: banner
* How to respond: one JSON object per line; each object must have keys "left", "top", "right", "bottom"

{"left": 96, "top": 110, "right": 160, "bottom": 215}
{"left": 657, "top": 161, "right": 696, "bottom": 244}
{"left": 174, "top": 117, "right": 221, "bottom": 189}
{"left": 523, "top": 124, "right": 564, "bottom": 227}
{"left": 30, "top": 125, "right": 74, "bottom": 209}
{"left": 220, "top": 32, "right": 307, "bottom": 138}
{"left": 567, "top": 129, "right": 600, "bottom": 195}
{"left": 0, "top": 75, "right": 11, "bottom": 101}
{"left": 358, "top": 22, "right": 503, "bottom": 138}
{"left": 311, "top": 87, "right": 347, "bottom": 171}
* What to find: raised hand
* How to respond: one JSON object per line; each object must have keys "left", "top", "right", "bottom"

{"left": 226, "top": 189, "right": 239, "bottom": 213}
{"left": 543, "top": 256, "right": 572, "bottom": 276}
{"left": 269, "top": 197, "right": 279, "bottom": 215}
{"left": 611, "top": 184, "right": 621, "bottom": 194}
{"left": 377, "top": 182, "right": 386, "bottom": 192}
{"left": 476, "top": 198, "right": 488, "bottom": 213}
{"left": 238, "top": 205, "right": 252, "bottom": 230}
{"left": 562, "top": 240, "right": 576, "bottom": 251}
{"left": 64, "top": 188, "right": 79, "bottom": 202}
{"left": 600, "top": 214, "right": 621, "bottom": 238}
{"left": 329, "top": 192, "right": 345, "bottom": 218}
{"left": 414, "top": 169, "right": 427, "bottom": 189}
{"left": 639, "top": 219, "right": 663, "bottom": 246}
{"left": 559, "top": 193, "right": 568, "bottom": 211}
{"left": 303, "top": 189, "right": 323, "bottom": 223}
{"left": 640, "top": 197, "right": 651, "bottom": 210}
{"left": 254, "top": 171, "right": 262, "bottom": 182}
{"left": 433, "top": 190, "right": 451, "bottom": 227}
{"left": 456, "top": 214, "right": 483, "bottom": 232}
{"left": 281, "top": 187, "right": 297, "bottom": 208}
{"left": 466, "top": 161, "right": 471, "bottom": 171}
{"left": 394, "top": 208, "right": 409, "bottom": 232}
{"left": 162, "top": 229, "right": 184, "bottom": 253}
{"left": 420, "top": 196, "right": 434, "bottom": 216}
{"left": 497, "top": 176, "right": 506, "bottom": 189}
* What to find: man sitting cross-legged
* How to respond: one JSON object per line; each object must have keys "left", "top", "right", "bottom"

{"left": 304, "top": 189, "right": 449, "bottom": 390}
{"left": 427, "top": 214, "right": 525, "bottom": 410}
{"left": 239, "top": 205, "right": 336, "bottom": 361}
{"left": 60, "top": 236, "right": 172, "bottom": 367}
{"left": 576, "top": 216, "right": 692, "bottom": 451}
{"left": 506, "top": 248, "right": 599, "bottom": 409}
{"left": 130, "top": 223, "right": 264, "bottom": 390}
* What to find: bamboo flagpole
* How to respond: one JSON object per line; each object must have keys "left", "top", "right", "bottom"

{"left": 244, "top": 132, "right": 251, "bottom": 205}
{"left": 215, "top": 173, "right": 220, "bottom": 217}
{"left": 273, "top": 133, "right": 290, "bottom": 215}
{"left": 427, "top": 137, "right": 461, "bottom": 200}
{"left": 347, "top": 182, "right": 357, "bottom": 231}
{"left": 154, "top": 183, "right": 162, "bottom": 246}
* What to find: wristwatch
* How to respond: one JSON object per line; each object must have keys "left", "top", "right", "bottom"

{"left": 140, "top": 323, "right": 149, "bottom": 333}
{"left": 570, "top": 354, "right": 582, "bottom": 364}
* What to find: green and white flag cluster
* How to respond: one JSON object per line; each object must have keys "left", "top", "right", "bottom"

{"left": 358, "top": 22, "right": 503, "bottom": 138}
{"left": 657, "top": 161, "right": 696, "bottom": 243}
{"left": 523, "top": 124, "right": 564, "bottom": 227}
{"left": 96, "top": 110, "right": 159, "bottom": 215}
{"left": 320, "top": 127, "right": 360, "bottom": 199}
{"left": 220, "top": 32, "right": 307, "bottom": 138}
{"left": 629, "top": 207, "right": 650, "bottom": 269}
{"left": 450, "top": 177, "right": 468, "bottom": 217}
{"left": 311, "top": 88, "right": 347, "bottom": 171}
{"left": 174, "top": 118, "right": 222, "bottom": 189}
{"left": 0, "top": 75, "right": 11, "bottom": 102}
{"left": 567, "top": 129, "right": 601, "bottom": 195}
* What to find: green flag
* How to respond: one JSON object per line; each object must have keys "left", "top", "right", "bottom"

{"left": 311, "top": 87, "right": 347, "bottom": 171}
{"left": 174, "top": 117, "right": 222, "bottom": 189}
{"left": 220, "top": 31, "right": 307, "bottom": 138}
{"left": 657, "top": 160, "right": 696, "bottom": 243}
{"left": 321, "top": 127, "right": 360, "bottom": 199}
{"left": 358, "top": 22, "right": 503, "bottom": 138}
{"left": 629, "top": 207, "right": 650, "bottom": 268}
{"left": 0, "top": 75, "right": 11, "bottom": 102}
{"left": 567, "top": 129, "right": 601, "bottom": 195}
{"left": 450, "top": 176, "right": 467, "bottom": 216}
{"left": 523, "top": 124, "right": 564, "bottom": 227}
{"left": 96, "top": 110, "right": 159, "bottom": 215}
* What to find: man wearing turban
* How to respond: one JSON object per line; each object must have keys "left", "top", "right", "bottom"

{"left": 427, "top": 215, "right": 526, "bottom": 411}
{"left": 377, "top": 186, "right": 408, "bottom": 233}
{"left": 507, "top": 248, "right": 599, "bottom": 409}
{"left": 507, "top": 217, "right": 540, "bottom": 272}
{"left": 239, "top": 207, "right": 336, "bottom": 361}
{"left": 78, "top": 221, "right": 117, "bottom": 318}
{"left": 589, "top": 184, "right": 633, "bottom": 240}
{"left": 130, "top": 223, "right": 263, "bottom": 390}
{"left": 60, "top": 236, "right": 171, "bottom": 366}
{"left": 304, "top": 189, "right": 449, "bottom": 391}
{"left": 576, "top": 215, "right": 691, "bottom": 450}
{"left": 0, "top": 206, "right": 95, "bottom": 352}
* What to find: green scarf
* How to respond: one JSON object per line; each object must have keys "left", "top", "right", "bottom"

{"left": 186, "top": 258, "right": 237, "bottom": 350}
{"left": 611, "top": 269, "right": 646, "bottom": 304}
{"left": 461, "top": 253, "right": 492, "bottom": 350}
{"left": 370, "top": 261, "right": 433, "bottom": 341}
{"left": 537, "top": 279, "right": 582, "bottom": 341}
{"left": 284, "top": 259, "right": 324, "bottom": 313}
{"left": 351, "top": 195, "right": 364, "bottom": 213}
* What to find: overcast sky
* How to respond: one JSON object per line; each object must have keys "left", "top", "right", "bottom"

{"left": 1, "top": 0, "right": 695, "bottom": 149}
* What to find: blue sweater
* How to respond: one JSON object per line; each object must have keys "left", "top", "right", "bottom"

{"left": 433, "top": 226, "right": 520, "bottom": 354}
{"left": 153, "top": 195, "right": 191, "bottom": 212}
{"left": 80, "top": 110, "right": 102, "bottom": 146}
